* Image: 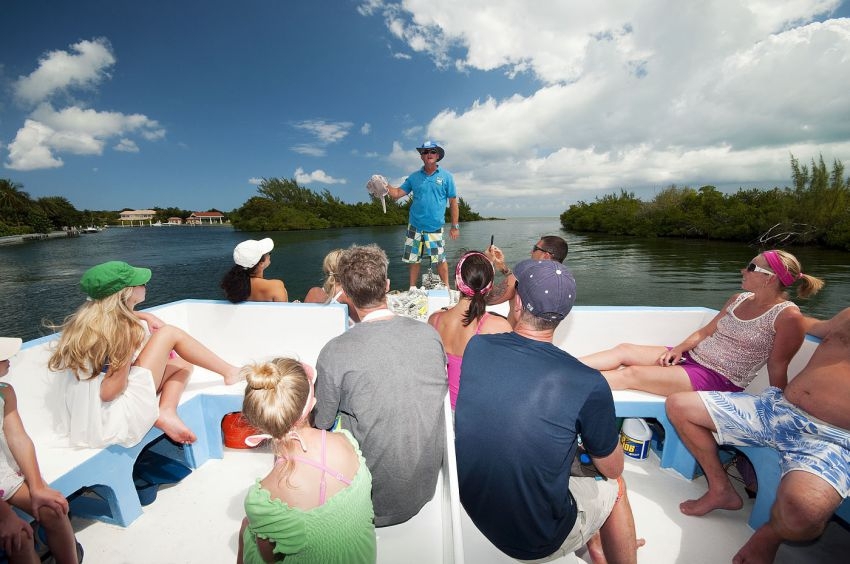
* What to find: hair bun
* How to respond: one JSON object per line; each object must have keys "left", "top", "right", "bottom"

{"left": 244, "top": 362, "right": 280, "bottom": 390}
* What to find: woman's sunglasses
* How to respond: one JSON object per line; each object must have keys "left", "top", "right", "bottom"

{"left": 747, "top": 262, "right": 773, "bottom": 275}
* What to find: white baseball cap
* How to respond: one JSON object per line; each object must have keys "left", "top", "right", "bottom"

{"left": 0, "top": 338, "right": 22, "bottom": 361}
{"left": 233, "top": 238, "right": 274, "bottom": 268}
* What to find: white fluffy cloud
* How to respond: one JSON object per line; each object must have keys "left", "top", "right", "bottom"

{"left": 6, "top": 103, "right": 165, "bottom": 170}
{"left": 294, "top": 120, "right": 353, "bottom": 144}
{"left": 5, "top": 38, "right": 165, "bottom": 171}
{"left": 13, "top": 38, "right": 116, "bottom": 105}
{"left": 366, "top": 0, "right": 850, "bottom": 213}
{"left": 114, "top": 138, "right": 139, "bottom": 153}
{"left": 294, "top": 167, "right": 347, "bottom": 185}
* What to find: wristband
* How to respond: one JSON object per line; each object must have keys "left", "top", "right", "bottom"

{"left": 451, "top": 224, "right": 460, "bottom": 229}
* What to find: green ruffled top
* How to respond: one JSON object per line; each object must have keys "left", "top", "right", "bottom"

{"left": 241, "top": 429, "right": 376, "bottom": 564}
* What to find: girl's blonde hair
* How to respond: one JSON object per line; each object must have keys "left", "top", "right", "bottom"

{"left": 48, "top": 288, "right": 145, "bottom": 378}
{"left": 321, "top": 249, "right": 345, "bottom": 297}
{"left": 241, "top": 357, "right": 310, "bottom": 442}
{"left": 766, "top": 250, "right": 825, "bottom": 298}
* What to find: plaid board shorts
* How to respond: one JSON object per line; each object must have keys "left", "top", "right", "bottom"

{"left": 402, "top": 224, "right": 446, "bottom": 264}
{"left": 700, "top": 386, "right": 850, "bottom": 497}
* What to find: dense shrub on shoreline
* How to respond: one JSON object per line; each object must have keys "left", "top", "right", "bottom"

{"left": 228, "top": 177, "right": 483, "bottom": 231}
{"left": 560, "top": 155, "right": 850, "bottom": 251}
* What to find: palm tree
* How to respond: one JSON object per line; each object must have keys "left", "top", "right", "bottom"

{"left": 0, "top": 179, "right": 34, "bottom": 226}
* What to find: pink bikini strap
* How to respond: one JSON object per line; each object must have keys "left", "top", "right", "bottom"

{"left": 474, "top": 312, "right": 490, "bottom": 335}
{"left": 279, "top": 430, "right": 352, "bottom": 506}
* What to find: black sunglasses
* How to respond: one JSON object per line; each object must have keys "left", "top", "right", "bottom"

{"left": 420, "top": 149, "right": 439, "bottom": 155}
{"left": 532, "top": 245, "right": 552, "bottom": 255}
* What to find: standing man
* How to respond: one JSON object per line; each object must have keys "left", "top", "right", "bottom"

{"left": 386, "top": 140, "right": 459, "bottom": 288}
{"left": 485, "top": 235, "right": 569, "bottom": 305}
{"left": 667, "top": 306, "right": 850, "bottom": 564}
{"left": 456, "top": 259, "right": 640, "bottom": 563}
{"left": 312, "top": 244, "right": 448, "bottom": 527}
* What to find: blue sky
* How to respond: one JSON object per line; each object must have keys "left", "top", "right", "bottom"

{"left": 2, "top": 0, "right": 850, "bottom": 217}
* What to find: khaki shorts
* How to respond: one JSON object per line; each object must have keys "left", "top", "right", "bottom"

{"left": 518, "top": 477, "right": 620, "bottom": 563}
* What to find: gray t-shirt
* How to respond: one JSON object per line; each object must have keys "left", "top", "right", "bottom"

{"left": 314, "top": 314, "right": 447, "bottom": 527}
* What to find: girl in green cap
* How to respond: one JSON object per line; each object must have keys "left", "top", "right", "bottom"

{"left": 48, "top": 261, "right": 243, "bottom": 448}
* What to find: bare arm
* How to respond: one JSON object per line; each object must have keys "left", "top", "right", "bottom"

{"left": 803, "top": 307, "right": 850, "bottom": 339}
{"left": 484, "top": 245, "right": 516, "bottom": 305}
{"left": 387, "top": 184, "right": 408, "bottom": 201}
{"left": 765, "top": 308, "right": 805, "bottom": 390}
{"left": 661, "top": 294, "right": 737, "bottom": 365}
{"left": 590, "top": 444, "right": 625, "bottom": 480}
{"left": 485, "top": 277, "right": 517, "bottom": 306}
{"left": 100, "top": 361, "right": 131, "bottom": 402}
{"left": 135, "top": 311, "right": 165, "bottom": 331}
{"left": 1, "top": 386, "right": 69, "bottom": 518}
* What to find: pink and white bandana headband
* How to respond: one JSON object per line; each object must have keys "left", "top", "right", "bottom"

{"left": 455, "top": 252, "right": 495, "bottom": 297}
{"left": 762, "top": 251, "right": 802, "bottom": 287}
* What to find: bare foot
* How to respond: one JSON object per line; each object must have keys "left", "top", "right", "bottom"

{"left": 732, "top": 525, "right": 781, "bottom": 564}
{"left": 680, "top": 488, "right": 743, "bottom": 516}
{"left": 223, "top": 365, "right": 244, "bottom": 386}
{"left": 156, "top": 412, "right": 197, "bottom": 444}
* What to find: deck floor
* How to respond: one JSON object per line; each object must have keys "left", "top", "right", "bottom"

{"left": 70, "top": 447, "right": 849, "bottom": 563}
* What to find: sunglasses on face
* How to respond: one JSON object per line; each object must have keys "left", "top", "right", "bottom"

{"left": 420, "top": 149, "right": 439, "bottom": 155}
{"left": 747, "top": 262, "right": 773, "bottom": 275}
{"left": 532, "top": 245, "right": 552, "bottom": 255}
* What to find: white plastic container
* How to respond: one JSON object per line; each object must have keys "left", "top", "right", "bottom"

{"left": 620, "top": 418, "right": 652, "bottom": 459}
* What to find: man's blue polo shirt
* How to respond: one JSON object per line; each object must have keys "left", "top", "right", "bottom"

{"left": 400, "top": 166, "right": 457, "bottom": 232}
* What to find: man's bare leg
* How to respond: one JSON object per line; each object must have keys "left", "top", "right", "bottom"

{"left": 437, "top": 261, "right": 449, "bottom": 286}
{"left": 409, "top": 262, "right": 421, "bottom": 288}
{"left": 666, "top": 392, "right": 743, "bottom": 515}
{"left": 598, "top": 478, "right": 642, "bottom": 564}
{"left": 734, "top": 471, "right": 840, "bottom": 564}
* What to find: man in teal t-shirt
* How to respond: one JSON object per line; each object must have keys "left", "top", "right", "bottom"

{"left": 386, "top": 140, "right": 459, "bottom": 288}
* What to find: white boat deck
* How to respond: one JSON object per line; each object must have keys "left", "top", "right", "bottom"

{"left": 70, "top": 445, "right": 848, "bottom": 563}
{"left": 13, "top": 298, "right": 849, "bottom": 563}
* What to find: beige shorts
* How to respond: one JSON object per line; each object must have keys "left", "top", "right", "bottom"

{"left": 518, "top": 477, "right": 620, "bottom": 563}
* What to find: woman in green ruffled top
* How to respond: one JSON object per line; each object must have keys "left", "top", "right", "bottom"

{"left": 237, "top": 358, "right": 376, "bottom": 564}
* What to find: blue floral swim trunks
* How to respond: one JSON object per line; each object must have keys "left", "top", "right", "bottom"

{"left": 699, "top": 386, "right": 850, "bottom": 497}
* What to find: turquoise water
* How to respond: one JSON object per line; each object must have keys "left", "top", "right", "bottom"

{"left": 2, "top": 218, "right": 849, "bottom": 341}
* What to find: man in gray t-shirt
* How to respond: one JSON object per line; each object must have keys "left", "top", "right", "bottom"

{"left": 313, "top": 244, "right": 447, "bottom": 527}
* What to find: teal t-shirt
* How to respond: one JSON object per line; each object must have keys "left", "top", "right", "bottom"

{"left": 401, "top": 167, "right": 457, "bottom": 232}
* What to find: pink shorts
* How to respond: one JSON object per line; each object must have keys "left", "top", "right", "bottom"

{"left": 680, "top": 351, "right": 743, "bottom": 392}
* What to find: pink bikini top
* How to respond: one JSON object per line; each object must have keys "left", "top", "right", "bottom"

{"left": 278, "top": 430, "right": 352, "bottom": 506}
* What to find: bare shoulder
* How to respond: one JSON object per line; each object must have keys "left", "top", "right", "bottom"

{"left": 776, "top": 303, "right": 804, "bottom": 323}
{"left": 482, "top": 313, "right": 512, "bottom": 334}
{"left": 427, "top": 309, "right": 443, "bottom": 329}
{"left": 0, "top": 383, "right": 15, "bottom": 408}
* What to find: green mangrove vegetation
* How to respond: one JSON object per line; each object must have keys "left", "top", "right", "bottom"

{"left": 560, "top": 155, "right": 850, "bottom": 251}
{"left": 228, "top": 177, "right": 483, "bottom": 231}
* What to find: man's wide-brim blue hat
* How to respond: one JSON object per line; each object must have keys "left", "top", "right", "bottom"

{"left": 416, "top": 140, "right": 445, "bottom": 162}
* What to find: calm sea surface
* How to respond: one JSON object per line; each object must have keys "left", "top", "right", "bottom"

{"left": 2, "top": 218, "right": 849, "bottom": 341}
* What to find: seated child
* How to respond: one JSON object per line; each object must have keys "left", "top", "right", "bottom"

{"left": 237, "top": 358, "right": 375, "bottom": 564}
{"left": 48, "top": 261, "right": 242, "bottom": 448}
{"left": 0, "top": 337, "right": 79, "bottom": 564}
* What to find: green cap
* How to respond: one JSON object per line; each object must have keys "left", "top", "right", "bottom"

{"left": 80, "top": 261, "right": 151, "bottom": 300}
